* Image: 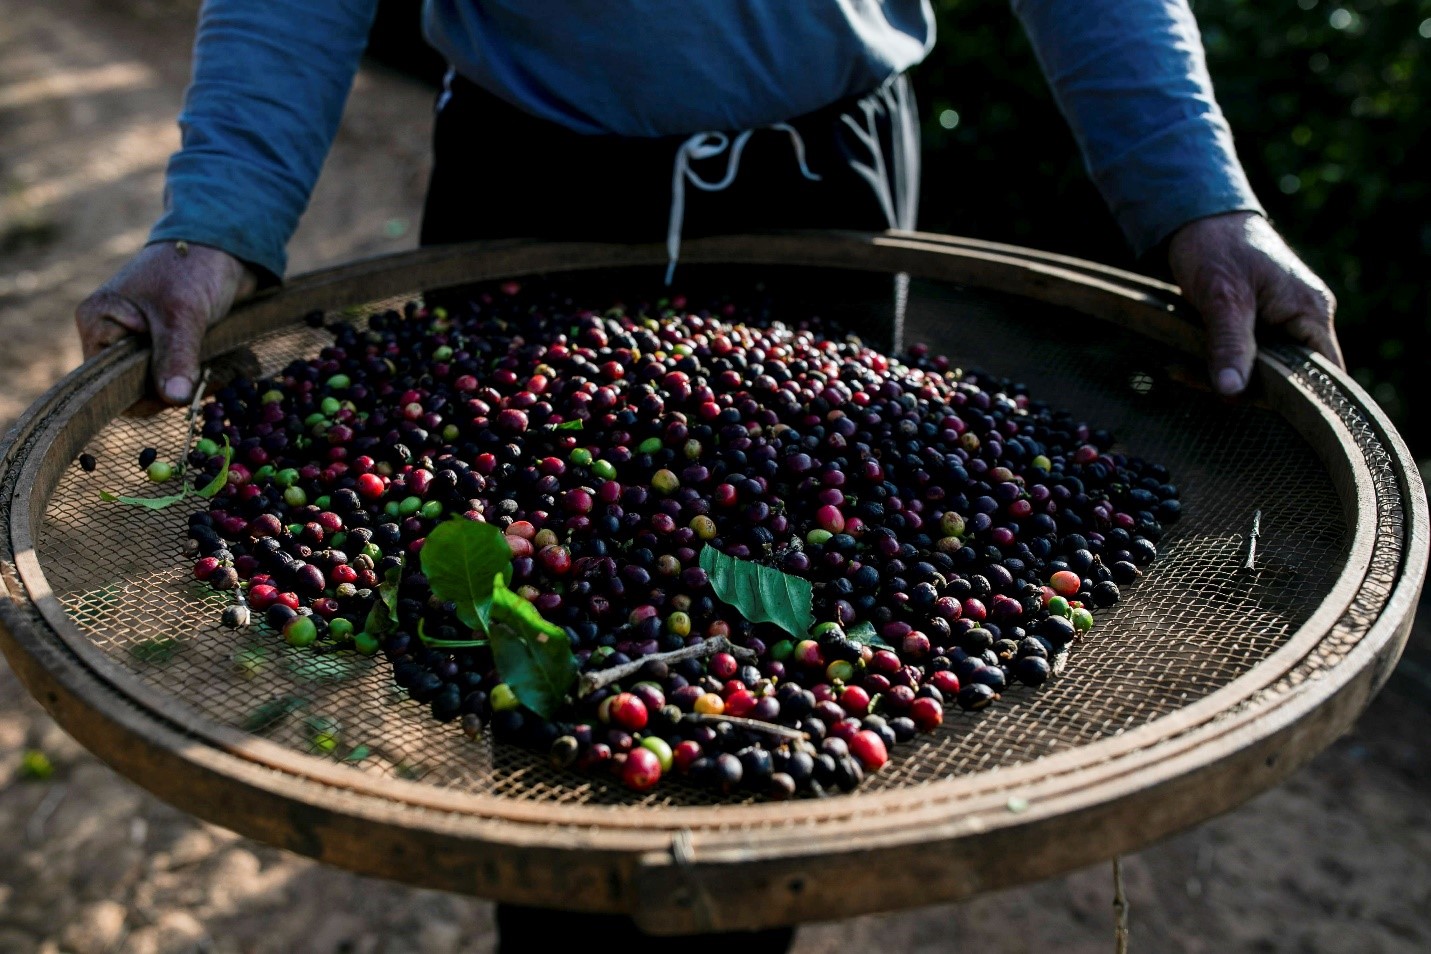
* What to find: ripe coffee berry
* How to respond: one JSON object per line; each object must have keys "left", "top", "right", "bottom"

{"left": 910, "top": 696, "right": 944, "bottom": 731}
{"left": 604, "top": 692, "right": 648, "bottom": 731}
{"left": 849, "top": 730, "right": 889, "bottom": 771}
{"left": 621, "top": 746, "right": 663, "bottom": 792}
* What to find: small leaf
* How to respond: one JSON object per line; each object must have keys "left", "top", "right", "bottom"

{"left": 342, "top": 744, "right": 371, "bottom": 763}
{"left": 195, "top": 437, "right": 233, "bottom": 499}
{"left": 420, "top": 518, "right": 513, "bottom": 632}
{"left": 100, "top": 489, "right": 189, "bottom": 511}
{"left": 72, "top": 583, "right": 124, "bottom": 625}
{"left": 699, "top": 546, "right": 813, "bottom": 640}
{"left": 305, "top": 715, "right": 341, "bottom": 753}
{"left": 553, "top": 420, "right": 583, "bottom": 432}
{"left": 241, "top": 695, "right": 307, "bottom": 733}
{"left": 363, "top": 602, "right": 391, "bottom": 637}
{"left": 488, "top": 575, "right": 576, "bottom": 720}
{"left": 285, "top": 653, "right": 362, "bottom": 684}
{"left": 845, "top": 620, "right": 893, "bottom": 648}
{"left": 363, "top": 564, "right": 402, "bottom": 636}
{"left": 231, "top": 646, "right": 268, "bottom": 678}
{"left": 129, "top": 637, "right": 184, "bottom": 664}
{"left": 19, "top": 749, "right": 54, "bottom": 781}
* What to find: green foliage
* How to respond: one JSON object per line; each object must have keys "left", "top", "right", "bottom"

{"left": 195, "top": 438, "right": 234, "bottom": 499}
{"left": 488, "top": 575, "right": 576, "bottom": 719}
{"left": 699, "top": 546, "right": 815, "bottom": 640}
{"left": 420, "top": 518, "right": 513, "bottom": 633}
{"left": 919, "top": 0, "right": 1427, "bottom": 452}
{"left": 99, "top": 438, "right": 233, "bottom": 509}
{"left": 18, "top": 749, "right": 54, "bottom": 781}
{"left": 363, "top": 563, "right": 402, "bottom": 637}
{"left": 846, "top": 620, "right": 894, "bottom": 648}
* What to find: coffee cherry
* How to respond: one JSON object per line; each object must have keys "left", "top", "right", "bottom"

{"left": 605, "top": 692, "right": 648, "bottom": 731}
{"left": 910, "top": 696, "right": 944, "bottom": 730}
{"left": 283, "top": 615, "right": 317, "bottom": 648}
{"left": 639, "top": 736, "right": 674, "bottom": 773}
{"left": 849, "top": 729, "right": 889, "bottom": 771}
{"left": 621, "top": 746, "right": 662, "bottom": 791}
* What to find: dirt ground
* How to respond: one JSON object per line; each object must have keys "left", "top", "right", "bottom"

{"left": 2, "top": 2, "right": 1429, "bottom": 951}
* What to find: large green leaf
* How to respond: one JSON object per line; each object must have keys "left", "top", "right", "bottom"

{"left": 488, "top": 575, "right": 575, "bottom": 720}
{"left": 699, "top": 545, "right": 813, "bottom": 640}
{"left": 420, "top": 518, "right": 513, "bottom": 632}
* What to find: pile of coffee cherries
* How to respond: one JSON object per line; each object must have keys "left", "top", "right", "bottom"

{"left": 180, "top": 282, "right": 1178, "bottom": 797}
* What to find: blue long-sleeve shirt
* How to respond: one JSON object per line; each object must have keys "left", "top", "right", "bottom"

{"left": 150, "top": 0, "right": 1264, "bottom": 279}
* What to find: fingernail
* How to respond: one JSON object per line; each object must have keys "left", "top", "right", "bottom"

{"left": 162, "top": 376, "right": 192, "bottom": 403}
{"left": 1215, "top": 368, "right": 1244, "bottom": 396}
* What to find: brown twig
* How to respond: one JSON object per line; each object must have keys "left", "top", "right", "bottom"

{"left": 1113, "top": 856, "right": 1130, "bottom": 954}
{"left": 579, "top": 636, "right": 756, "bottom": 696}
{"left": 176, "top": 367, "right": 211, "bottom": 476}
{"left": 683, "top": 712, "right": 808, "bottom": 741}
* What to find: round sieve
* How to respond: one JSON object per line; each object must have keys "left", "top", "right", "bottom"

{"left": 0, "top": 232, "right": 1424, "bottom": 934}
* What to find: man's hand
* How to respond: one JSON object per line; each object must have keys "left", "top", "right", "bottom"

{"left": 75, "top": 241, "right": 258, "bottom": 404}
{"left": 1168, "top": 211, "right": 1343, "bottom": 396}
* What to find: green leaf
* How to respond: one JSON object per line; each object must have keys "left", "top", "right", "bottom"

{"left": 285, "top": 653, "right": 362, "bottom": 685}
{"left": 699, "top": 546, "right": 813, "bottom": 640}
{"left": 72, "top": 583, "right": 124, "bottom": 626}
{"left": 420, "top": 518, "right": 513, "bottom": 633}
{"left": 231, "top": 646, "right": 267, "bottom": 679}
{"left": 488, "top": 575, "right": 576, "bottom": 720}
{"left": 553, "top": 420, "right": 583, "bottom": 432}
{"left": 363, "top": 603, "right": 391, "bottom": 638}
{"left": 363, "top": 564, "right": 402, "bottom": 636}
{"left": 342, "top": 744, "right": 371, "bottom": 763}
{"left": 100, "top": 489, "right": 189, "bottom": 511}
{"left": 195, "top": 437, "right": 233, "bottom": 499}
{"left": 241, "top": 695, "right": 307, "bottom": 733}
{"left": 305, "top": 715, "right": 341, "bottom": 753}
{"left": 129, "top": 637, "right": 184, "bottom": 664}
{"left": 19, "top": 749, "right": 54, "bottom": 781}
{"left": 845, "top": 620, "right": 893, "bottom": 648}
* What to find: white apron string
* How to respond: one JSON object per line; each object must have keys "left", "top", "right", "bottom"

{"left": 666, "top": 124, "right": 821, "bottom": 285}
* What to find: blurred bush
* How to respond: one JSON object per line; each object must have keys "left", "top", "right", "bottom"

{"left": 915, "top": 0, "right": 1429, "bottom": 455}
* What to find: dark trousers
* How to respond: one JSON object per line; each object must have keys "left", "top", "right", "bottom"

{"left": 420, "top": 71, "right": 921, "bottom": 353}
{"left": 419, "top": 71, "right": 924, "bottom": 954}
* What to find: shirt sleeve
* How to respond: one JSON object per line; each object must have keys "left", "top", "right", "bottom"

{"left": 1010, "top": 0, "right": 1266, "bottom": 257}
{"left": 148, "top": 0, "right": 380, "bottom": 280}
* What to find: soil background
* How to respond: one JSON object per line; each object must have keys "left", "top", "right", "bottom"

{"left": 2, "top": 2, "right": 1429, "bottom": 951}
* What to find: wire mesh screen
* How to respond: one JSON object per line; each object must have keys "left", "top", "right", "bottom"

{"left": 34, "top": 276, "right": 1351, "bottom": 810}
